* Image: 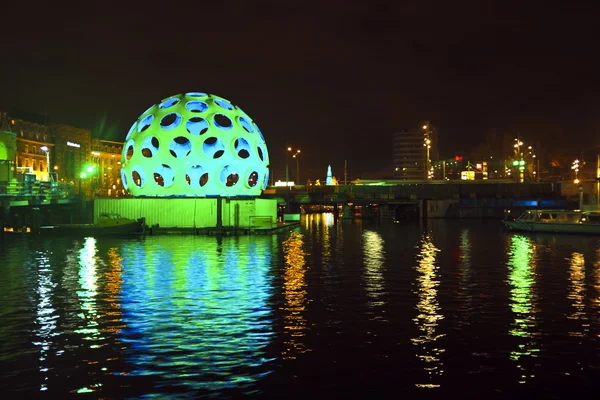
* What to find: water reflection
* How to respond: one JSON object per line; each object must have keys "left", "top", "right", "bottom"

{"left": 567, "top": 252, "right": 588, "bottom": 337}
{"left": 118, "top": 235, "right": 275, "bottom": 395}
{"left": 362, "top": 230, "right": 386, "bottom": 312}
{"left": 595, "top": 247, "right": 600, "bottom": 309}
{"left": 412, "top": 233, "right": 444, "bottom": 388}
{"left": 32, "top": 249, "right": 58, "bottom": 392}
{"left": 455, "top": 229, "right": 472, "bottom": 326}
{"left": 281, "top": 231, "right": 310, "bottom": 359}
{"left": 506, "top": 234, "right": 540, "bottom": 383}
{"left": 76, "top": 238, "right": 101, "bottom": 343}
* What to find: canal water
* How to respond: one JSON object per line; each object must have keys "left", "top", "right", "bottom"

{"left": 1, "top": 215, "right": 599, "bottom": 399}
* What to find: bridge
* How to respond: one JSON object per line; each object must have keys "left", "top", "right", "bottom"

{"left": 261, "top": 180, "right": 572, "bottom": 219}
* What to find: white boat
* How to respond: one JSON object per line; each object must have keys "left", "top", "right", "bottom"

{"left": 503, "top": 209, "right": 600, "bottom": 234}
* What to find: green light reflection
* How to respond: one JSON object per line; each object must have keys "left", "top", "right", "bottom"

{"left": 412, "top": 233, "right": 444, "bottom": 388}
{"left": 118, "top": 235, "right": 275, "bottom": 393}
{"left": 507, "top": 234, "right": 540, "bottom": 383}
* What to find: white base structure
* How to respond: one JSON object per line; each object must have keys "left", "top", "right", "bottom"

{"left": 93, "top": 198, "right": 277, "bottom": 229}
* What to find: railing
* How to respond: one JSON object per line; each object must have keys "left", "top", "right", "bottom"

{"left": 0, "top": 181, "right": 75, "bottom": 199}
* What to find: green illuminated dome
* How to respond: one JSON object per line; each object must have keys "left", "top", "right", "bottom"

{"left": 121, "top": 92, "right": 269, "bottom": 197}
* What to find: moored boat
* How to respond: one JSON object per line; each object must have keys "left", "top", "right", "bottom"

{"left": 37, "top": 213, "right": 146, "bottom": 236}
{"left": 502, "top": 209, "right": 600, "bottom": 234}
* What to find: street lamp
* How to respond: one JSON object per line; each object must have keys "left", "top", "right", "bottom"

{"left": 293, "top": 149, "right": 301, "bottom": 185}
{"left": 285, "top": 146, "right": 292, "bottom": 184}
{"left": 40, "top": 146, "right": 51, "bottom": 182}
{"left": 572, "top": 159, "right": 580, "bottom": 184}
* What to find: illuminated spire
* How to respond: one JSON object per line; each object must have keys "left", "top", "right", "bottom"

{"left": 326, "top": 165, "right": 333, "bottom": 185}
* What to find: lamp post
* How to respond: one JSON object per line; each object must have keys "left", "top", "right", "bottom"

{"left": 40, "top": 146, "right": 51, "bottom": 182}
{"left": 285, "top": 146, "right": 291, "bottom": 184}
{"left": 513, "top": 138, "right": 524, "bottom": 182}
{"left": 572, "top": 159, "right": 580, "bottom": 184}
{"left": 293, "top": 149, "right": 301, "bottom": 185}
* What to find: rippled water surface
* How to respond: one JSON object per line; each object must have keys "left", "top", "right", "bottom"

{"left": 1, "top": 215, "right": 600, "bottom": 399}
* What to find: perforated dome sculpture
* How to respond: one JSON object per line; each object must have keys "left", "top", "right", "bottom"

{"left": 120, "top": 92, "right": 270, "bottom": 197}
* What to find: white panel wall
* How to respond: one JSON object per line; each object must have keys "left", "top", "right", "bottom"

{"left": 94, "top": 198, "right": 217, "bottom": 228}
{"left": 93, "top": 197, "right": 276, "bottom": 228}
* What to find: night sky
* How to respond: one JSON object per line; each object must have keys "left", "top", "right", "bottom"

{"left": 2, "top": 0, "right": 599, "bottom": 181}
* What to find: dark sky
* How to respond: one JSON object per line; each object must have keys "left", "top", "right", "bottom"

{"left": 1, "top": 0, "right": 599, "bottom": 180}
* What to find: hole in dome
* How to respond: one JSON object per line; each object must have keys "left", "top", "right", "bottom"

{"left": 141, "top": 136, "right": 159, "bottom": 158}
{"left": 213, "top": 114, "right": 232, "bottom": 130}
{"left": 186, "top": 92, "right": 208, "bottom": 97}
{"left": 186, "top": 101, "right": 208, "bottom": 113}
{"left": 186, "top": 117, "right": 209, "bottom": 135}
{"left": 238, "top": 149, "right": 250, "bottom": 158}
{"left": 238, "top": 116, "right": 254, "bottom": 133}
{"left": 132, "top": 170, "right": 142, "bottom": 187}
{"left": 202, "top": 137, "right": 225, "bottom": 159}
{"left": 234, "top": 137, "right": 251, "bottom": 159}
{"left": 159, "top": 97, "right": 180, "bottom": 109}
{"left": 154, "top": 172, "right": 164, "bottom": 186}
{"left": 200, "top": 173, "right": 208, "bottom": 186}
{"left": 160, "top": 113, "right": 182, "bottom": 130}
{"left": 153, "top": 164, "right": 174, "bottom": 187}
{"left": 125, "top": 144, "right": 134, "bottom": 160}
{"left": 254, "top": 123, "right": 265, "bottom": 142}
{"left": 138, "top": 114, "right": 154, "bottom": 133}
{"left": 214, "top": 98, "right": 234, "bottom": 110}
{"left": 248, "top": 171, "right": 259, "bottom": 187}
{"left": 121, "top": 168, "right": 128, "bottom": 189}
{"left": 257, "top": 146, "right": 264, "bottom": 161}
{"left": 263, "top": 168, "right": 270, "bottom": 190}
{"left": 185, "top": 165, "right": 209, "bottom": 188}
{"left": 169, "top": 136, "right": 191, "bottom": 158}
{"left": 226, "top": 173, "right": 239, "bottom": 187}
{"left": 126, "top": 121, "right": 137, "bottom": 140}
{"left": 219, "top": 165, "right": 239, "bottom": 186}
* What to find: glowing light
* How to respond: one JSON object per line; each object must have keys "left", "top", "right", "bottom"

{"left": 507, "top": 235, "right": 540, "bottom": 383}
{"left": 363, "top": 230, "right": 386, "bottom": 310}
{"left": 412, "top": 234, "right": 444, "bottom": 388}
{"left": 121, "top": 93, "right": 270, "bottom": 197}
{"left": 67, "top": 141, "right": 81, "bottom": 148}
{"left": 281, "top": 232, "right": 310, "bottom": 359}
{"left": 567, "top": 252, "right": 588, "bottom": 337}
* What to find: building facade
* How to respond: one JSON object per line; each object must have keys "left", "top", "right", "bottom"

{"left": 91, "top": 139, "right": 124, "bottom": 197}
{"left": 9, "top": 116, "right": 53, "bottom": 182}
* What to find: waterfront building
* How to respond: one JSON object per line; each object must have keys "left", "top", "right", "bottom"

{"left": 0, "top": 127, "right": 17, "bottom": 182}
{"left": 91, "top": 139, "right": 124, "bottom": 197}
{"left": 393, "top": 123, "right": 438, "bottom": 180}
{"left": 6, "top": 114, "right": 53, "bottom": 182}
{"left": 49, "top": 123, "right": 91, "bottom": 193}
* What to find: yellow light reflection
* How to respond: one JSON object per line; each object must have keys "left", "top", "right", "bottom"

{"left": 507, "top": 234, "right": 540, "bottom": 383}
{"left": 363, "top": 230, "right": 386, "bottom": 310}
{"left": 456, "top": 229, "right": 472, "bottom": 324}
{"left": 595, "top": 247, "right": 600, "bottom": 311}
{"left": 567, "top": 252, "right": 588, "bottom": 337}
{"left": 412, "top": 234, "right": 444, "bottom": 388}
{"left": 281, "top": 231, "right": 310, "bottom": 359}
{"left": 103, "top": 247, "right": 125, "bottom": 335}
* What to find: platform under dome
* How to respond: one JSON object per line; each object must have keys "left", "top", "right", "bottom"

{"left": 120, "top": 92, "right": 270, "bottom": 197}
